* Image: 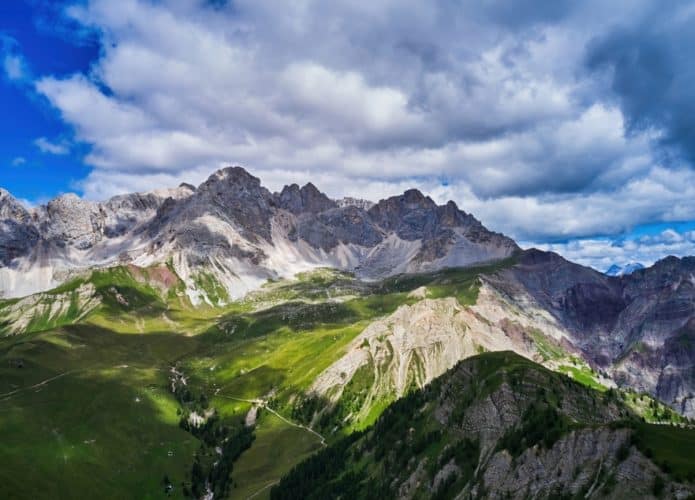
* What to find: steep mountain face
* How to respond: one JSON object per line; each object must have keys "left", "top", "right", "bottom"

{"left": 274, "top": 352, "right": 694, "bottom": 499}
{"left": 302, "top": 248, "right": 695, "bottom": 426}
{"left": 0, "top": 167, "right": 519, "bottom": 302}
{"left": 485, "top": 250, "right": 695, "bottom": 417}
{"left": 614, "top": 257, "right": 695, "bottom": 415}
{"left": 365, "top": 190, "right": 515, "bottom": 268}
{"left": 277, "top": 182, "right": 337, "bottom": 214}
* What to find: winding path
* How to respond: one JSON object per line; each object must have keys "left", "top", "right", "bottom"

{"left": 245, "top": 479, "right": 280, "bottom": 500}
{"left": 217, "top": 394, "right": 326, "bottom": 446}
{"left": 0, "top": 371, "right": 76, "bottom": 401}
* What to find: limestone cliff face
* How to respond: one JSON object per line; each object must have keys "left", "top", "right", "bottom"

{"left": 0, "top": 189, "right": 39, "bottom": 267}
{"left": 0, "top": 183, "right": 193, "bottom": 298}
{"left": 477, "top": 428, "right": 678, "bottom": 500}
{"left": 277, "top": 182, "right": 337, "bottom": 215}
{"left": 336, "top": 196, "right": 374, "bottom": 211}
{"left": 309, "top": 297, "right": 503, "bottom": 408}
{"left": 422, "top": 359, "right": 690, "bottom": 499}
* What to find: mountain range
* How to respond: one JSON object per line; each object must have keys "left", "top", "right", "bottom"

{"left": 0, "top": 166, "right": 516, "bottom": 301}
{"left": 1, "top": 166, "right": 694, "bottom": 499}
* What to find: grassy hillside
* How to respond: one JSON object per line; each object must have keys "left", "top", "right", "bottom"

{"left": 0, "top": 325, "right": 201, "bottom": 499}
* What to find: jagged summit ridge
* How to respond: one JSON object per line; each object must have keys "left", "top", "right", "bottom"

{"left": 0, "top": 166, "right": 518, "bottom": 299}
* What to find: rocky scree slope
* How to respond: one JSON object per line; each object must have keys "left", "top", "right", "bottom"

{"left": 302, "top": 270, "right": 586, "bottom": 430}
{"left": 0, "top": 167, "right": 518, "bottom": 302}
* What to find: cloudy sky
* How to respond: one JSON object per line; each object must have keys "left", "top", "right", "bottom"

{"left": 2, "top": 0, "right": 695, "bottom": 271}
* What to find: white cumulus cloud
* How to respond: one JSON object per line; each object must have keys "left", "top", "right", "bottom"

{"left": 15, "top": 0, "right": 695, "bottom": 267}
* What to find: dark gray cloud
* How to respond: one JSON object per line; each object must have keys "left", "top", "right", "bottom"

{"left": 481, "top": 0, "right": 576, "bottom": 28}
{"left": 585, "top": 2, "right": 695, "bottom": 165}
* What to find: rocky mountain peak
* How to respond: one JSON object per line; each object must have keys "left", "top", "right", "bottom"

{"left": 367, "top": 190, "right": 464, "bottom": 242}
{"left": 0, "top": 189, "right": 38, "bottom": 266}
{"left": 199, "top": 166, "right": 264, "bottom": 193}
{"left": 44, "top": 193, "right": 96, "bottom": 217}
{"left": 437, "top": 199, "right": 472, "bottom": 227}
{"left": 40, "top": 193, "right": 104, "bottom": 249}
{"left": 605, "top": 264, "right": 623, "bottom": 276}
{"left": 0, "top": 188, "right": 31, "bottom": 222}
{"left": 195, "top": 166, "right": 273, "bottom": 205}
{"left": 368, "top": 190, "right": 434, "bottom": 236}
{"left": 400, "top": 188, "right": 436, "bottom": 207}
{"left": 623, "top": 255, "right": 695, "bottom": 291}
{"left": 183, "top": 166, "right": 275, "bottom": 243}
{"left": 0, "top": 188, "right": 14, "bottom": 204}
{"left": 652, "top": 255, "right": 694, "bottom": 270}
{"left": 605, "top": 262, "right": 645, "bottom": 277}
{"left": 277, "top": 184, "right": 302, "bottom": 214}
{"left": 277, "top": 182, "right": 337, "bottom": 214}
{"left": 517, "top": 247, "right": 566, "bottom": 266}
{"left": 300, "top": 182, "right": 335, "bottom": 210}
{"left": 101, "top": 187, "right": 192, "bottom": 238}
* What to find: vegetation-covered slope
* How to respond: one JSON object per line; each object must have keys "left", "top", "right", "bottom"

{"left": 273, "top": 352, "right": 695, "bottom": 499}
